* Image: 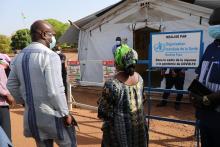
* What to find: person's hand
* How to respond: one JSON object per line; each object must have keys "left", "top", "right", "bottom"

{"left": 171, "top": 70, "right": 177, "bottom": 77}
{"left": 161, "top": 70, "right": 165, "bottom": 76}
{"left": 63, "top": 115, "right": 72, "bottom": 126}
{"left": 5, "top": 94, "right": 15, "bottom": 106}
{"left": 189, "top": 92, "right": 203, "bottom": 108}
{"left": 179, "top": 71, "right": 185, "bottom": 77}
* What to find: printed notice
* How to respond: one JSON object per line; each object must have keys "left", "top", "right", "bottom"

{"left": 103, "top": 60, "right": 115, "bottom": 82}
{"left": 67, "top": 60, "right": 81, "bottom": 85}
{"left": 150, "top": 31, "right": 203, "bottom": 68}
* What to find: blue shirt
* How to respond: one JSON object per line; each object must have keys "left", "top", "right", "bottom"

{"left": 196, "top": 40, "right": 220, "bottom": 91}
{"left": 196, "top": 40, "right": 220, "bottom": 127}
{"left": 0, "top": 127, "right": 13, "bottom": 147}
{"left": 112, "top": 44, "right": 120, "bottom": 55}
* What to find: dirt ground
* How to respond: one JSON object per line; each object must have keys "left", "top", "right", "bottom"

{"left": 9, "top": 52, "right": 197, "bottom": 147}
{"left": 10, "top": 86, "right": 197, "bottom": 147}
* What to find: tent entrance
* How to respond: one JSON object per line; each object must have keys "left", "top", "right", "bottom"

{"left": 133, "top": 27, "right": 161, "bottom": 87}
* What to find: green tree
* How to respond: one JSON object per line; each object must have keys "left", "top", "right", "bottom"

{"left": 11, "top": 29, "right": 31, "bottom": 50}
{"left": 0, "top": 35, "right": 11, "bottom": 53}
{"left": 45, "top": 19, "right": 69, "bottom": 40}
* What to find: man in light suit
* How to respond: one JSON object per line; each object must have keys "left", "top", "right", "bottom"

{"left": 0, "top": 126, "right": 13, "bottom": 147}
{"left": 7, "top": 20, "right": 77, "bottom": 147}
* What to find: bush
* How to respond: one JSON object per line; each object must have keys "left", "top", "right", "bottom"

{"left": 11, "top": 29, "right": 31, "bottom": 50}
{"left": 0, "top": 35, "right": 12, "bottom": 53}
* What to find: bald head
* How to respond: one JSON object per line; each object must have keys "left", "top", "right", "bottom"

{"left": 30, "top": 20, "right": 55, "bottom": 47}
{"left": 31, "top": 20, "right": 53, "bottom": 35}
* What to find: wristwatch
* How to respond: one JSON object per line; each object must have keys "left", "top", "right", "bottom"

{"left": 203, "top": 96, "right": 210, "bottom": 106}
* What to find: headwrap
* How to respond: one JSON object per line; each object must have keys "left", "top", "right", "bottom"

{"left": 0, "top": 54, "right": 11, "bottom": 62}
{"left": 0, "top": 59, "right": 9, "bottom": 66}
{"left": 114, "top": 44, "right": 138, "bottom": 69}
{"left": 0, "top": 54, "right": 10, "bottom": 66}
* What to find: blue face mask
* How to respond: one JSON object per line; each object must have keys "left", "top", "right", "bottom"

{"left": 116, "top": 41, "right": 121, "bottom": 46}
{"left": 208, "top": 25, "right": 220, "bottom": 39}
{"left": 49, "top": 36, "right": 56, "bottom": 49}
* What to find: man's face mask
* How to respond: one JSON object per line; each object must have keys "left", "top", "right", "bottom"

{"left": 116, "top": 41, "right": 121, "bottom": 46}
{"left": 45, "top": 32, "right": 56, "bottom": 49}
{"left": 208, "top": 25, "right": 220, "bottom": 39}
{"left": 49, "top": 36, "right": 56, "bottom": 49}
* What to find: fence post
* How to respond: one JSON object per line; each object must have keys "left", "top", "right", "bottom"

{"left": 67, "top": 83, "right": 73, "bottom": 111}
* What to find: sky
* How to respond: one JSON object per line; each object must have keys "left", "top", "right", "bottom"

{"left": 0, "top": 0, "right": 120, "bottom": 36}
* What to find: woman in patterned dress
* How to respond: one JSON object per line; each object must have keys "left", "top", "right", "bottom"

{"left": 98, "top": 44, "right": 148, "bottom": 147}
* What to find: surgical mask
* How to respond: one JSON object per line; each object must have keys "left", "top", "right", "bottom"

{"left": 208, "top": 25, "right": 220, "bottom": 39}
{"left": 49, "top": 36, "right": 56, "bottom": 49}
{"left": 116, "top": 41, "right": 121, "bottom": 46}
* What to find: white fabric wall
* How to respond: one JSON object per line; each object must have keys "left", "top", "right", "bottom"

{"left": 78, "top": 23, "right": 133, "bottom": 84}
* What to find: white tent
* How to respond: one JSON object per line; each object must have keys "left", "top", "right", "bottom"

{"left": 60, "top": 0, "right": 215, "bottom": 88}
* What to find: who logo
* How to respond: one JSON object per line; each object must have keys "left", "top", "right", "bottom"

{"left": 154, "top": 42, "right": 165, "bottom": 52}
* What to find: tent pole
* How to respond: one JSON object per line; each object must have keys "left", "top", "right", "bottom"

{"left": 67, "top": 83, "right": 73, "bottom": 111}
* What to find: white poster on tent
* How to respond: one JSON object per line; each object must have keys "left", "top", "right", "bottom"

{"left": 67, "top": 60, "right": 81, "bottom": 85}
{"left": 150, "top": 30, "right": 203, "bottom": 68}
{"left": 103, "top": 60, "right": 115, "bottom": 82}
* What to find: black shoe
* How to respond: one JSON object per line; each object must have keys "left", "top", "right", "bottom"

{"left": 174, "top": 104, "right": 180, "bottom": 111}
{"left": 157, "top": 101, "right": 167, "bottom": 107}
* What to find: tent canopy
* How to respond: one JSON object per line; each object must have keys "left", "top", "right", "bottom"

{"left": 60, "top": 0, "right": 215, "bottom": 86}
{"left": 59, "top": 0, "right": 214, "bottom": 45}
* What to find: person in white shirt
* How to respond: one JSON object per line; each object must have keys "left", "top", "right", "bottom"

{"left": 7, "top": 20, "right": 77, "bottom": 147}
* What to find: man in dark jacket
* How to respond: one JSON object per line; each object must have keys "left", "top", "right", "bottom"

{"left": 54, "top": 46, "right": 67, "bottom": 95}
{"left": 193, "top": 8, "right": 220, "bottom": 147}
{"left": 157, "top": 68, "right": 186, "bottom": 110}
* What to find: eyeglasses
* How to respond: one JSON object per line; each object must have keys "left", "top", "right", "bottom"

{"left": 45, "top": 32, "right": 54, "bottom": 37}
{"left": 32, "top": 30, "right": 55, "bottom": 36}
